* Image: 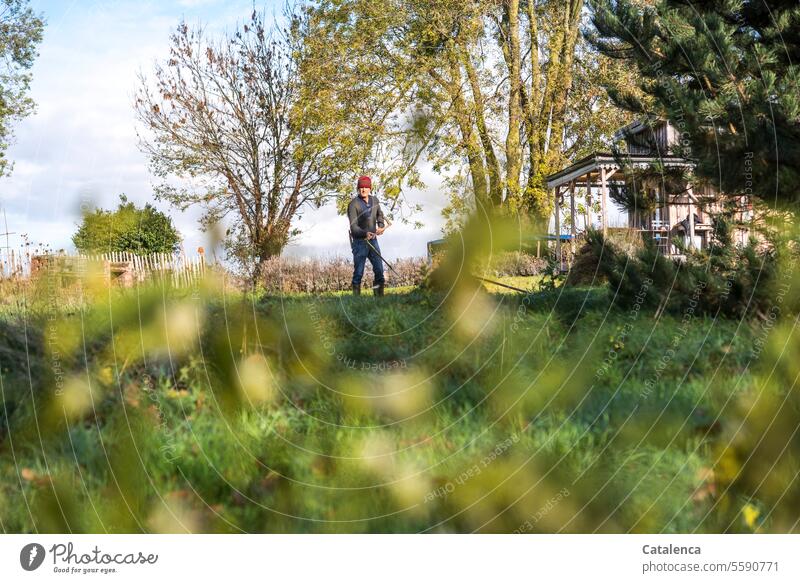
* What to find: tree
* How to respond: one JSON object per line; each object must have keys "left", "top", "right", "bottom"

{"left": 0, "top": 0, "right": 44, "bottom": 178}
{"left": 303, "top": 0, "right": 631, "bottom": 230}
{"left": 297, "top": 1, "right": 426, "bottom": 219}
{"left": 588, "top": 0, "right": 800, "bottom": 204}
{"left": 135, "top": 10, "right": 357, "bottom": 274}
{"left": 72, "top": 196, "right": 181, "bottom": 254}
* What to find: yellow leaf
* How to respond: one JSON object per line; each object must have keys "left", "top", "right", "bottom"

{"left": 742, "top": 503, "right": 760, "bottom": 528}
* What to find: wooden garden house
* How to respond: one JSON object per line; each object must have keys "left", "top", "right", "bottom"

{"left": 545, "top": 119, "right": 752, "bottom": 262}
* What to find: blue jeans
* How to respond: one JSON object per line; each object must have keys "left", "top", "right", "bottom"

{"left": 351, "top": 237, "right": 385, "bottom": 287}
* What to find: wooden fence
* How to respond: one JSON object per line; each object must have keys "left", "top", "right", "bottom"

{"left": 0, "top": 248, "right": 207, "bottom": 287}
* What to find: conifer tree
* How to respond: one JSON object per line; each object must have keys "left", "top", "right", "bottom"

{"left": 587, "top": 0, "right": 800, "bottom": 204}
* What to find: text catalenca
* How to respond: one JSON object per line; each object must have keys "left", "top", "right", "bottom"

{"left": 642, "top": 544, "right": 701, "bottom": 555}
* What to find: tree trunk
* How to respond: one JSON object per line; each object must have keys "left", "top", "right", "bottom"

{"left": 431, "top": 64, "right": 490, "bottom": 208}
{"left": 504, "top": 0, "right": 523, "bottom": 206}
{"left": 461, "top": 46, "right": 503, "bottom": 207}
{"left": 544, "top": 0, "right": 583, "bottom": 164}
{"left": 519, "top": 0, "right": 584, "bottom": 230}
{"left": 251, "top": 220, "right": 291, "bottom": 286}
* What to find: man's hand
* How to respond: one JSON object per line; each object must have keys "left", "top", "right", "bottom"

{"left": 367, "top": 232, "right": 376, "bottom": 240}
{"left": 376, "top": 227, "right": 385, "bottom": 236}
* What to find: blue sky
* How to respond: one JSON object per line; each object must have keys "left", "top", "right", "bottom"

{"left": 0, "top": 0, "right": 446, "bottom": 260}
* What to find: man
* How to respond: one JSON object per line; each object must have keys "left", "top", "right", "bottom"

{"left": 348, "top": 175, "right": 386, "bottom": 296}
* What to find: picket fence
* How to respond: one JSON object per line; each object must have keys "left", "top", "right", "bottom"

{"left": 0, "top": 248, "right": 206, "bottom": 287}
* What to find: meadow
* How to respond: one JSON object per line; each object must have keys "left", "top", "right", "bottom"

{"left": 1, "top": 259, "right": 794, "bottom": 535}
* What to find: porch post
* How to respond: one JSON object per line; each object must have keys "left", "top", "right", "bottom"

{"left": 585, "top": 183, "right": 591, "bottom": 231}
{"left": 570, "top": 180, "right": 578, "bottom": 266}
{"left": 600, "top": 167, "right": 608, "bottom": 236}
{"left": 569, "top": 180, "right": 577, "bottom": 240}
{"left": 554, "top": 186, "right": 561, "bottom": 268}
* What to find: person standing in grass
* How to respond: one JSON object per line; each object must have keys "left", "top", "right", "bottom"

{"left": 348, "top": 175, "right": 386, "bottom": 296}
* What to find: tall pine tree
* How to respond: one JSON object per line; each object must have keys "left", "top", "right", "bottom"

{"left": 587, "top": 0, "right": 800, "bottom": 205}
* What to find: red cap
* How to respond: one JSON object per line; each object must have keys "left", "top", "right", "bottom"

{"left": 357, "top": 175, "right": 372, "bottom": 190}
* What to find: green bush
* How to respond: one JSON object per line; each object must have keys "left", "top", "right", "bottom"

{"left": 574, "top": 216, "right": 787, "bottom": 319}
{"left": 72, "top": 195, "right": 181, "bottom": 254}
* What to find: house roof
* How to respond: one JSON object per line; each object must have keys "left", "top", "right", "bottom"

{"left": 612, "top": 117, "right": 666, "bottom": 141}
{"left": 545, "top": 151, "right": 694, "bottom": 190}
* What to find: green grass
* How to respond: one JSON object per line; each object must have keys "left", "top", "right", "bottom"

{"left": 0, "top": 277, "right": 792, "bottom": 533}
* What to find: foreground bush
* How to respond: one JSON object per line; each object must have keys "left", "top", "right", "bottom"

{"left": 1, "top": 274, "right": 797, "bottom": 533}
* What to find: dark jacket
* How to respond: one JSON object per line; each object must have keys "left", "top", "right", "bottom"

{"left": 347, "top": 195, "right": 385, "bottom": 239}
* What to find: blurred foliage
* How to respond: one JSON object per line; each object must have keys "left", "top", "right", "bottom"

{"left": 0, "top": 213, "right": 798, "bottom": 533}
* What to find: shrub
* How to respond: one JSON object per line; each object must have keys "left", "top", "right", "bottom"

{"left": 260, "top": 251, "right": 548, "bottom": 294}
{"left": 577, "top": 216, "right": 787, "bottom": 319}
{"left": 72, "top": 195, "right": 181, "bottom": 254}
{"left": 259, "top": 256, "right": 427, "bottom": 293}
{"left": 485, "top": 251, "right": 547, "bottom": 277}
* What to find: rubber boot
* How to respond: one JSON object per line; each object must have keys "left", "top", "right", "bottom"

{"left": 352, "top": 284, "right": 360, "bottom": 296}
{"left": 373, "top": 284, "right": 384, "bottom": 297}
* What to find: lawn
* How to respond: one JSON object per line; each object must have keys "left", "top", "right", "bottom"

{"left": 0, "top": 274, "right": 791, "bottom": 533}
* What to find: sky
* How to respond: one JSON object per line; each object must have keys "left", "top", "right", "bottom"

{"left": 0, "top": 0, "right": 447, "bottom": 261}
